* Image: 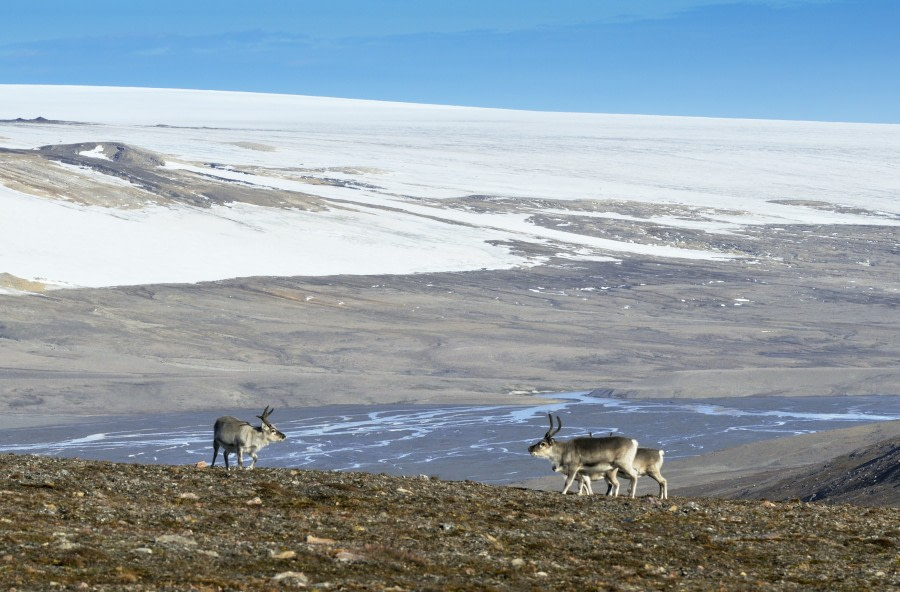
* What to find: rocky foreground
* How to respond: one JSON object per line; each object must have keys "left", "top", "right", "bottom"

{"left": 1, "top": 454, "right": 897, "bottom": 591}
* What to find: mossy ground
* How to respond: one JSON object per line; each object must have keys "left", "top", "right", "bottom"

{"left": 1, "top": 454, "right": 897, "bottom": 591}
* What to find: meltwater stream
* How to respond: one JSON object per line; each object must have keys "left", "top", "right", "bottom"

{"left": 1, "top": 392, "right": 898, "bottom": 484}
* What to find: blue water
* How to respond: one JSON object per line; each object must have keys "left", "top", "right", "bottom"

{"left": 1, "top": 392, "right": 897, "bottom": 484}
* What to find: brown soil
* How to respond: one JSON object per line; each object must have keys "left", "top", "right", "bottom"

{"left": 1, "top": 453, "right": 897, "bottom": 591}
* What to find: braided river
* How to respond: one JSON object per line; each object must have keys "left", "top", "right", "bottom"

{"left": 2, "top": 392, "right": 898, "bottom": 484}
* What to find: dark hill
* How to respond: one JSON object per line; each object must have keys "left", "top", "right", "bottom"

{"left": 730, "top": 436, "right": 900, "bottom": 507}
{"left": 38, "top": 141, "right": 168, "bottom": 167}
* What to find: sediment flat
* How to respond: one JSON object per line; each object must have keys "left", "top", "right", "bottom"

{"left": 2, "top": 219, "right": 898, "bottom": 420}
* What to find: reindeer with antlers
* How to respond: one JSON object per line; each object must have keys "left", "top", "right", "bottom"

{"left": 212, "top": 406, "right": 286, "bottom": 469}
{"left": 528, "top": 413, "right": 640, "bottom": 497}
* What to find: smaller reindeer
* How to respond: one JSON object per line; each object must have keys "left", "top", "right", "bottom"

{"left": 212, "top": 406, "right": 286, "bottom": 469}
{"left": 603, "top": 448, "right": 667, "bottom": 499}
{"left": 573, "top": 447, "right": 668, "bottom": 499}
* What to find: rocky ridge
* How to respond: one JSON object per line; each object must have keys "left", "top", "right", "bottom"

{"left": 1, "top": 453, "right": 897, "bottom": 591}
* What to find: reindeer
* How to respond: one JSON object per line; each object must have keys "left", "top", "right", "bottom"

{"left": 574, "top": 447, "right": 668, "bottom": 499}
{"left": 212, "top": 406, "right": 286, "bottom": 469}
{"left": 604, "top": 448, "right": 667, "bottom": 499}
{"left": 528, "top": 414, "right": 639, "bottom": 497}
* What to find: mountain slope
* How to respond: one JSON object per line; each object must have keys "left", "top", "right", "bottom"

{"left": 731, "top": 436, "right": 900, "bottom": 507}
{"left": 670, "top": 421, "right": 900, "bottom": 507}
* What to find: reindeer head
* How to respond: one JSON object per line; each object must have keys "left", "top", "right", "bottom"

{"left": 527, "top": 413, "right": 562, "bottom": 458}
{"left": 257, "top": 406, "right": 287, "bottom": 442}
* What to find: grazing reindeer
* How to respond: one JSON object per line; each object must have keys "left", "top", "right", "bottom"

{"left": 528, "top": 414, "right": 639, "bottom": 497}
{"left": 574, "top": 448, "right": 668, "bottom": 499}
{"left": 212, "top": 406, "right": 286, "bottom": 469}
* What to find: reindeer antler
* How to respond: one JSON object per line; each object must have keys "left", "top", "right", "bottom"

{"left": 544, "top": 413, "right": 562, "bottom": 440}
{"left": 257, "top": 406, "right": 273, "bottom": 425}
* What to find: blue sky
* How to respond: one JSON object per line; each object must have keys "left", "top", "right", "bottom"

{"left": 1, "top": 0, "right": 897, "bottom": 122}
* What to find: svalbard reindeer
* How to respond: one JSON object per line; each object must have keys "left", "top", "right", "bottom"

{"left": 573, "top": 447, "right": 668, "bottom": 499}
{"left": 528, "top": 414, "right": 639, "bottom": 497}
{"left": 212, "top": 406, "right": 286, "bottom": 469}
{"left": 602, "top": 447, "right": 668, "bottom": 499}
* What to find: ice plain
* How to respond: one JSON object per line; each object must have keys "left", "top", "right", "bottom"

{"left": 3, "top": 85, "right": 899, "bottom": 289}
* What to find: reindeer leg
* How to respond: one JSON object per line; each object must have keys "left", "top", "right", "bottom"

{"left": 608, "top": 470, "right": 621, "bottom": 497}
{"left": 576, "top": 473, "right": 590, "bottom": 496}
{"left": 604, "top": 467, "right": 619, "bottom": 496}
{"left": 648, "top": 470, "right": 668, "bottom": 499}
{"left": 582, "top": 474, "right": 594, "bottom": 496}
{"left": 616, "top": 462, "right": 639, "bottom": 498}
{"left": 561, "top": 470, "right": 579, "bottom": 495}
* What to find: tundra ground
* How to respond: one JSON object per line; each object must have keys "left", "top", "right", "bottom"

{"left": 1, "top": 454, "right": 897, "bottom": 591}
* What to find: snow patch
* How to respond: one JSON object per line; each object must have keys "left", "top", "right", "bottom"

{"left": 78, "top": 144, "right": 110, "bottom": 160}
